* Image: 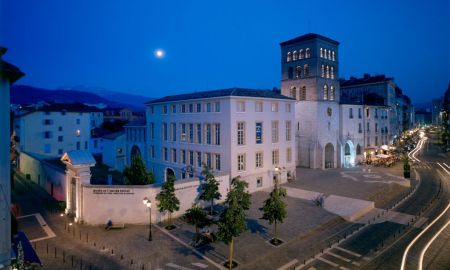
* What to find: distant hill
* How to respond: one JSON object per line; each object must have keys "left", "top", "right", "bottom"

{"left": 11, "top": 85, "right": 153, "bottom": 110}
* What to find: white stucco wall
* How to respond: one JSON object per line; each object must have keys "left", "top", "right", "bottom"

{"left": 81, "top": 175, "right": 230, "bottom": 225}
{"left": 102, "top": 134, "right": 125, "bottom": 172}
{"left": 19, "top": 152, "right": 67, "bottom": 201}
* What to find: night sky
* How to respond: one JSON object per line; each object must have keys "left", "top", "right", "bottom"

{"left": 1, "top": 0, "right": 449, "bottom": 103}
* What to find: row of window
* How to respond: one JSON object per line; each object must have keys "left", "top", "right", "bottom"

{"left": 286, "top": 48, "right": 311, "bottom": 62}
{"left": 289, "top": 86, "right": 307, "bottom": 101}
{"left": 366, "top": 135, "right": 389, "bottom": 147}
{"left": 236, "top": 100, "right": 292, "bottom": 113}
{"left": 126, "top": 127, "right": 147, "bottom": 142}
{"left": 287, "top": 65, "right": 309, "bottom": 79}
{"left": 321, "top": 65, "right": 335, "bottom": 79}
{"left": 237, "top": 148, "right": 292, "bottom": 172}
{"left": 160, "top": 148, "right": 222, "bottom": 172}
{"left": 44, "top": 118, "right": 81, "bottom": 125}
{"left": 43, "top": 130, "right": 81, "bottom": 139}
{"left": 155, "top": 101, "right": 221, "bottom": 115}
{"left": 323, "top": 84, "right": 335, "bottom": 101}
{"left": 158, "top": 122, "right": 221, "bottom": 146}
{"left": 43, "top": 141, "right": 87, "bottom": 154}
{"left": 319, "top": 48, "right": 336, "bottom": 61}
{"left": 237, "top": 121, "right": 292, "bottom": 146}
{"left": 357, "top": 123, "right": 388, "bottom": 134}
{"left": 348, "top": 108, "right": 388, "bottom": 119}
{"left": 44, "top": 111, "right": 84, "bottom": 116}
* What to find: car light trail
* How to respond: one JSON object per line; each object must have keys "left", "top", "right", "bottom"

{"left": 400, "top": 201, "right": 450, "bottom": 270}
{"left": 437, "top": 163, "right": 450, "bottom": 176}
{"left": 408, "top": 137, "right": 426, "bottom": 163}
{"left": 418, "top": 219, "right": 450, "bottom": 270}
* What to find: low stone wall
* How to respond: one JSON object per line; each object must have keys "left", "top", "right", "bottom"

{"left": 81, "top": 175, "right": 230, "bottom": 225}
{"left": 19, "top": 152, "right": 66, "bottom": 201}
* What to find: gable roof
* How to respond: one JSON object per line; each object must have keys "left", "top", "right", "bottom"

{"left": 146, "top": 88, "right": 294, "bottom": 104}
{"left": 280, "top": 33, "right": 340, "bottom": 46}
{"left": 61, "top": 150, "right": 96, "bottom": 166}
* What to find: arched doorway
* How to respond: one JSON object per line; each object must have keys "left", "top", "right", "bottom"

{"left": 166, "top": 168, "right": 175, "bottom": 182}
{"left": 324, "top": 143, "right": 334, "bottom": 168}
{"left": 130, "top": 145, "right": 141, "bottom": 161}
{"left": 343, "top": 141, "right": 355, "bottom": 168}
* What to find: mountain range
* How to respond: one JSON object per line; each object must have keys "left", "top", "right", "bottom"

{"left": 11, "top": 85, "right": 154, "bottom": 110}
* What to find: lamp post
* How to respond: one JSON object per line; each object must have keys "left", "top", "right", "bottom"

{"left": 143, "top": 197, "right": 152, "bottom": 241}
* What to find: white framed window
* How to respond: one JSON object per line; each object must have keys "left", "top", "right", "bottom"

{"left": 299, "top": 49, "right": 304, "bottom": 59}
{"left": 206, "top": 102, "right": 212, "bottom": 112}
{"left": 332, "top": 51, "right": 335, "bottom": 61}
{"left": 181, "top": 150, "right": 187, "bottom": 164}
{"left": 272, "top": 149, "right": 279, "bottom": 165}
{"left": 256, "top": 177, "right": 263, "bottom": 188}
{"left": 196, "top": 151, "right": 202, "bottom": 167}
{"left": 181, "top": 123, "right": 187, "bottom": 142}
{"left": 237, "top": 122, "right": 245, "bottom": 145}
{"left": 303, "top": 64, "right": 309, "bottom": 76}
{"left": 330, "top": 85, "right": 335, "bottom": 101}
{"left": 285, "top": 103, "right": 291, "bottom": 112}
{"left": 237, "top": 100, "right": 245, "bottom": 112}
{"left": 170, "top": 123, "right": 177, "bottom": 141}
{"left": 181, "top": 104, "right": 186, "bottom": 113}
{"left": 205, "top": 152, "right": 212, "bottom": 168}
{"left": 196, "top": 123, "right": 202, "bottom": 143}
{"left": 196, "top": 103, "right": 202, "bottom": 113}
{"left": 237, "top": 154, "right": 246, "bottom": 171}
{"left": 163, "top": 147, "right": 168, "bottom": 161}
{"left": 300, "top": 86, "right": 306, "bottom": 101}
{"left": 331, "top": 66, "right": 335, "bottom": 79}
{"left": 189, "top": 123, "right": 194, "bottom": 142}
{"left": 271, "top": 102, "right": 278, "bottom": 112}
{"left": 162, "top": 123, "right": 168, "bottom": 141}
{"left": 255, "top": 122, "right": 263, "bottom": 144}
{"left": 214, "top": 123, "right": 220, "bottom": 145}
{"left": 320, "top": 48, "right": 323, "bottom": 58}
{"left": 188, "top": 103, "right": 194, "bottom": 113}
{"left": 171, "top": 104, "right": 176, "bottom": 113}
{"left": 205, "top": 123, "right": 212, "bottom": 144}
{"left": 256, "top": 152, "right": 263, "bottom": 168}
{"left": 189, "top": 151, "right": 194, "bottom": 165}
{"left": 255, "top": 101, "right": 263, "bottom": 112}
{"left": 323, "top": 84, "right": 328, "bottom": 100}
{"left": 271, "top": 121, "right": 279, "bottom": 143}
{"left": 321, "top": 64, "right": 325, "bottom": 78}
{"left": 287, "top": 147, "right": 292, "bottom": 163}
{"left": 286, "top": 52, "right": 291, "bottom": 62}
{"left": 286, "top": 121, "right": 292, "bottom": 141}
{"left": 214, "top": 154, "right": 221, "bottom": 171}
{"left": 326, "top": 65, "right": 330, "bottom": 78}
{"left": 172, "top": 149, "right": 177, "bottom": 163}
{"left": 214, "top": 101, "right": 221, "bottom": 112}
{"left": 163, "top": 105, "right": 168, "bottom": 114}
{"left": 328, "top": 49, "right": 331, "bottom": 60}
{"left": 305, "top": 48, "right": 311, "bottom": 58}
{"left": 292, "top": 50, "right": 298, "bottom": 61}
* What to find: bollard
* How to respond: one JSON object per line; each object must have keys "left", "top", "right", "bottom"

{"left": 63, "top": 251, "right": 65, "bottom": 263}
{"left": 72, "top": 256, "right": 74, "bottom": 267}
{"left": 46, "top": 243, "right": 49, "bottom": 254}
{"left": 54, "top": 247, "right": 57, "bottom": 258}
{"left": 111, "top": 249, "right": 114, "bottom": 255}
{"left": 131, "top": 259, "right": 134, "bottom": 265}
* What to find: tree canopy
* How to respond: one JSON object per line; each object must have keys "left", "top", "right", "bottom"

{"left": 156, "top": 174, "right": 180, "bottom": 227}
{"left": 199, "top": 164, "right": 222, "bottom": 215}
{"left": 123, "top": 155, "right": 154, "bottom": 185}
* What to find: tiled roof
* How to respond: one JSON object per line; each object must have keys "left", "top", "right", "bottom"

{"left": 280, "top": 33, "right": 339, "bottom": 46}
{"left": 61, "top": 150, "right": 96, "bottom": 166}
{"left": 19, "top": 102, "right": 102, "bottom": 115}
{"left": 146, "top": 88, "right": 294, "bottom": 104}
{"left": 340, "top": 74, "right": 393, "bottom": 87}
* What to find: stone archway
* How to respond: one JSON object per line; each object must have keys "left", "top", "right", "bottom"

{"left": 343, "top": 141, "right": 355, "bottom": 168}
{"left": 166, "top": 168, "right": 175, "bottom": 182}
{"left": 324, "top": 143, "right": 334, "bottom": 169}
{"left": 130, "top": 145, "right": 141, "bottom": 161}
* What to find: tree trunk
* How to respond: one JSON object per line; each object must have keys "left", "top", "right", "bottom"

{"left": 274, "top": 221, "right": 278, "bottom": 243}
{"left": 229, "top": 238, "right": 234, "bottom": 270}
{"left": 195, "top": 226, "right": 199, "bottom": 240}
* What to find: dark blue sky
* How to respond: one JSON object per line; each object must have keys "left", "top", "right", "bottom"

{"left": 1, "top": 0, "right": 449, "bottom": 103}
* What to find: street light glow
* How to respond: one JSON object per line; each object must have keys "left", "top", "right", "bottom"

{"left": 154, "top": 49, "right": 165, "bottom": 58}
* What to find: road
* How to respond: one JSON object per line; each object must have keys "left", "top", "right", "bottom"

{"left": 295, "top": 130, "right": 450, "bottom": 270}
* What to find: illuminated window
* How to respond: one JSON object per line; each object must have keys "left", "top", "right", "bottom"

{"left": 328, "top": 49, "right": 331, "bottom": 59}
{"left": 305, "top": 48, "right": 311, "bottom": 58}
{"left": 320, "top": 48, "right": 323, "bottom": 58}
{"left": 290, "top": 86, "right": 297, "bottom": 100}
{"left": 286, "top": 52, "right": 291, "bottom": 62}
{"left": 256, "top": 152, "right": 263, "bottom": 168}
{"left": 332, "top": 51, "right": 335, "bottom": 61}
{"left": 331, "top": 66, "right": 335, "bottom": 79}
{"left": 321, "top": 65, "right": 325, "bottom": 78}
{"left": 271, "top": 102, "right": 278, "bottom": 112}
{"left": 303, "top": 64, "right": 309, "bottom": 77}
{"left": 323, "top": 85, "right": 328, "bottom": 100}
{"left": 326, "top": 65, "right": 330, "bottom": 78}
{"left": 272, "top": 149, "right": 279, "bottom": 165}
{"left": 237, "top": 122, "right": 245, "bottom": 145}
{"left": 300, "top": 86, "right": 306, "bottom": 101}
{"left": 330, "top": 85, "right": 335, "bottom": 101}
{"left": 292, "top": 50, "right": 298, "bottom": 61}
{"left": 237, "top": 154, "right": 246, "bottom": 171}
{"left": 296, "top": 66, "right": 302, "bottom": 78}
{"left": 299, "top": 49, "right": 304, "bottom": 59}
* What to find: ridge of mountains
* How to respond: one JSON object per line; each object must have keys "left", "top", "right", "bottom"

{"left": 11, "top": 85, "right": 154, "bottom": 111}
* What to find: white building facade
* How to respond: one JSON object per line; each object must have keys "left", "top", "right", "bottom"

{"left": 145, "top": 89, "right": 296, "bottom": 192}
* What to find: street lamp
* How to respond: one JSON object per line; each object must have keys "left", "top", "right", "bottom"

{"left": 142, "top": 197, "right": 152, "bottom": 241}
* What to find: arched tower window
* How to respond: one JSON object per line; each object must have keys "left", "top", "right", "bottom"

{"left": 331, "top": 66, "right": 335, "bottom": 79}
{"left": 321, "top": 65, "right": 325, "bottom": 78}
{"left": 290, "top": 86, "right": 297, "bottom": 100}
{"left": 323, "top": 84, "right": 328, "bottom": 100}
{"left": 330, "top": 85, "right": 335, "bottom": 101}
{"left": 303, "top": 64, "right": 309, "bottom": 77}
{"left": 332, "top": 51, "right": 335, "bottom": 61}
{"left": 299, "top": 49, "right": 304, "bottom": 59}
{"left": 292, "top": 50, "right": 298, "bottom": 61}
{"left": 305, "top": 48, "right": 311, "bottom": 58}
{"left": 300, "top": 86, "right": 306, "bottom": 101}
{"left": 296, "top": 66, "right": 302, "bottom": 78}
{"left": 320, "top": 48, "right": 323, "bottom": 58}
{"left": 287, "top": 52, "right": 291, "bottom": 62}
{"left": 328, "top": 49, "right": 331, "bottom": 60}
{"left": 326, "top": 65, "right": 330, "bottom": 78}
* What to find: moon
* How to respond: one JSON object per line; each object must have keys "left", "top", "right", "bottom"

{"left": 154, "top": 49, "right": 165, "bottom": 59}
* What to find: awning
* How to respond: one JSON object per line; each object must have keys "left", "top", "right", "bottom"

{"left": 12, "top": 231, "right": 42, "bottom": 266}
{"left": 381, "top": 145, "right": 389, "bottom": 151}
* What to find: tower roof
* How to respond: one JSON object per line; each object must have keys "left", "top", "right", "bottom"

{"left": 280, "top": 33, "right": 340, "bottom": 47}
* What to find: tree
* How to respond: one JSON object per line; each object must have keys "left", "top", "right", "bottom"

{"left": 260, "top": 184, "right": 287, "bottom": 245}
{"left": 123, "top": 155, "right": 154, "bottom": 185}
{"left": 200, "top": 164, "right": 222, "bottom": 215}
{"left": 217, "top": 177, "right": 251, "bottom": 269}
{"left": 156, "top": 174, "right": 180, "bottom": 229}
{"left": 183, "top": 204, "right": 210, "bottom": 245}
